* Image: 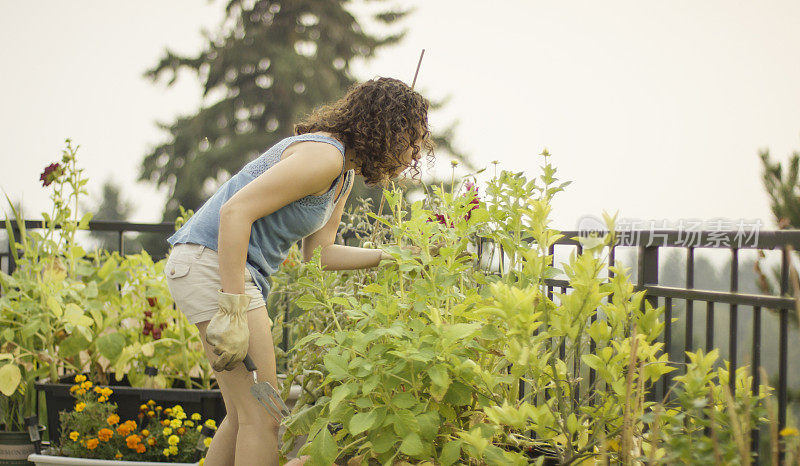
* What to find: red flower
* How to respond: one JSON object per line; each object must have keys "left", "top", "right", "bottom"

{"left": 146, "top": 297, "right": 158, "bottom": 307}
{"left": 39, "top": 163, "right": 62, "bottom": 187}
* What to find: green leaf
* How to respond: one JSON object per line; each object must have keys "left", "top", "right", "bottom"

{"left": 58, "top": 333, "right": 89, "bottom": 358}
{"left": 439, "top": 439, "right": 463, "bottom": 466}
{"left": 323, "top": 353, "right": 349, "bottom": 380}
{"left": 391, "top": 391, "right": 416, "bottom": 409}
{"left": 443, "top": 380, "right": 472, "bottom": 406}
{"left": 349, "top": 410, "right": 378, "bottom": 435}
{"left": 295, "top": 294, "right": 321, "bottom": 310}
{"left": 360, "top": 283, "right": 383, "bottom": 294}
{"left": 329, "top": 383, "right": 353, "bottom": 414}
{"left": 307, "top": 426, "right": 337, "bottom": 466}
{"left": 416, "top": 411, "right": 440, "bottom": 440}
{"left": 47, "top": 296, "right": 62, "bottom": 317}
{"left": 399, "top": 432, "right": 424, "bottom": 456}
{"left": 96, "top": 333, "right": 126, "bottom": 361}
{"left": 63, "top": 303, "right": 93, "bottom": 327}
{"left": 0, "top": 363, "right": 22, "bottom": 396}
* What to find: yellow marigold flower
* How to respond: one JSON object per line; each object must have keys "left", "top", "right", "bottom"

{"left": 172, "top": 405, "right": 183, "bottom": 412}
{"left": 781, "top": 427, "right": 800, "bottom": 437}
{"left": 191, "top": 413, "right": 201, "bottom": 421}
{"left": 147, "top": 438, "right": 156, "bottom": 446}
{"left": 76, "top": 389, "right": 86, "bottom": 395}
{"left": 164, "top": 408, "right": 173, "bottom": 415}
{"left": 184, "top": 420, "right": 194, "bottom": 427}
{"left": 69, "top": 385, "right": 78, "bottom": 393}
{"left": 168, "top": 435, "right": 179, "bottom": 446}
{"left": 98, "top": 428, "right": 114, "bottom": 442}
{"left": 107, "top": 414, "right": 120, "bottom": 425}
{"left": 98, "top": 396, "right": 107, "bottom": 403}
{"left": 147, "top": 411, "right": 155, "bottom": 418}
{"left": 69, "top": 431, "right": 79, "bottom": 441}
{"left": 147, "top": 399, "right": 156, "bottom": 406}
{"left": 175, "top": 411, "right": 186, "bottom": 420}
{"left": 139, "top": 404, "right": 148, "bottom": 411}
{"left": 168, "top": 445, "right": 178, "bottom": 455}
{"left": 102, "top": 388, "right": 113, "bottom": 397}
{"left": 163, "top": 448, "right": 171, "bottom": 457}
{"left": 170, "top": 419, "right": 181, "bottom": 429}
{"left": 115, "top": 453, "right": 122, "bottom": 459}
{"left": 155, "top": 406, "right": 163, "bottom": 412}
{"left": 75, "top": 402, "right": 86, "bottom": 412}
{"left": 196, "top": 425, "right": 202, "bottom": 432}
{"left": 163, "top": 427, "right": 172, "bottom": 436}
{"left": 81, "top": 381, "right": 92, "bottom": 389}
{"left": 141, "top": 429, "right": 150, "bottom": 437}
{"left": 204, "top": 419, "right": 216, "bottom": 429}
{"left": 94, "top": 386, "right": 102, "bottom": 393}
{"left": 203, "top": 437, "right": 212, "bottom": 448}
{"left": 74, "top": 375, "right": 86, "bottom": 383}
{"left": 86, "top": 438, "right": 99, "bottom": 450}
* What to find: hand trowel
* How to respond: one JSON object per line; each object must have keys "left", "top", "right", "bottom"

{"left": 242, "top": 354, "right": 291, "bottom": 422}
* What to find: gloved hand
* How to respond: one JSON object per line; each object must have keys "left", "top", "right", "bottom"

{"left": 205, "top": 289, "right": 252, "bottom": 371}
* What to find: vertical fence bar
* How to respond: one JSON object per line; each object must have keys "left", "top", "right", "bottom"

{"left": 779, "top": 247, "right": 789, "bottom": 438}
{"left": 705, "top": 302, "right": 714, "bottom": 353}
{"left": 661, "top": 297, "right": 673, "bottom": 396}
{"left": 685, "top": 247, "right": 695, "bottom": 363}
{"left": 729, "top": 248, "right": 738, "bottom": 393}
{"left": 751, "top": 305, "right": 762, "bottom": 456}
{"left": 637, "top": 243, "right": 658, "bottom": 401}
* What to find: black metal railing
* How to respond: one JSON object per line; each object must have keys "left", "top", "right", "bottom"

{"left": 3, "top": 221, "right": 798, "bottom": 460}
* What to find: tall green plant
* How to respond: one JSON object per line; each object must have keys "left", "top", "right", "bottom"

{"left": 275, "top": 153, "right": 772, "bottom": 465}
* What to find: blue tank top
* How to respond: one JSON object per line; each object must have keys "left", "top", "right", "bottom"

{"left": 166, "top": 133, "right": 354, "bottom": 302}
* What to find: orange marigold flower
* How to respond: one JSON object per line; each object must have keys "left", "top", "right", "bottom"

{"left": 161, "top": 420, "right": 170, "bottom": 426}
{"left": 147, "top": 437, "right": 156, "bottom": 446}
{"left": 115, "top": 453, "right": 122, "bottom": 459}
{"left": 86, "top": 438, "right": 99, "bottom": 450}
{"left": 124, "top": 420, "right": 137, "bottom": 430}
{"left": 98, "top": 428, "right": 113, "bottom": 442}
{"left": 107, "top": 414, "right": 120, "bottom": 425}
{"left": 147, "top": 410, "right": 155, "bottom": 418}
{"left": 136, "top": 444, "right": 146, "bottom": 454}
{"left": 141, "top": 429, "right": 150, "bottom": 437}
{"left": 140, "top": 404, "right": 148, "bottom": 411}
{"left": 116, "top": 425, "right": 132, "bottom": 436}
{"left": 177, "top": 427, "right": 186, "bottom": 435}
{"left": 126, "top": 434, "right": 142, "bottom": 449}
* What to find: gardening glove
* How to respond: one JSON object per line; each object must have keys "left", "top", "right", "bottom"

{"left": 206, "top": 289, "right": 252, "bottom": 372}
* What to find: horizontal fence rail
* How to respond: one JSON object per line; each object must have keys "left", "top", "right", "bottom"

{"left": 3, "top": 221, "right": 799, "bottom": 462}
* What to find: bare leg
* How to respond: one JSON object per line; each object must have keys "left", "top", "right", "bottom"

{"left": 196, "top": 321, "right": 239, "bottom": 466}
{"left": 198, "top": 307, "right": 281, "bottom": 466}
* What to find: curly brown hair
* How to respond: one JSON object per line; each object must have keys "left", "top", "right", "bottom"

{"left": 293, "top": 77, "right": 435, "bottom": 185}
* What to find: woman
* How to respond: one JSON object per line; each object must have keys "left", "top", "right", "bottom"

{"left": 163, "top": 77, "right": 434, "bottom": 466}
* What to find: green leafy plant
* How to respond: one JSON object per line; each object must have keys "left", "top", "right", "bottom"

{"left": 275, "top": 153, "right": 775, "bottom": 465}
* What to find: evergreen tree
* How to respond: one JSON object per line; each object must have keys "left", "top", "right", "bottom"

{"left": 137, "top": 0, "right": 470, "bottom": 257}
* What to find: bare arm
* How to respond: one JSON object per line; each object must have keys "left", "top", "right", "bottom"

{"left": 301, "top": 179, "right": 392, "bottom": 270}
{"left": 218, "top": 144, "right": 343, "bottom": 294}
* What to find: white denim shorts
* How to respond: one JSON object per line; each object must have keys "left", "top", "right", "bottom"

{"left": 164, "top": 243, "right": 270, "bottom": 326}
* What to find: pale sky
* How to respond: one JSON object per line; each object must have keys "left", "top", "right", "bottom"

{"left": 2, "top": 0, "right": 800, "bottom": 232}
